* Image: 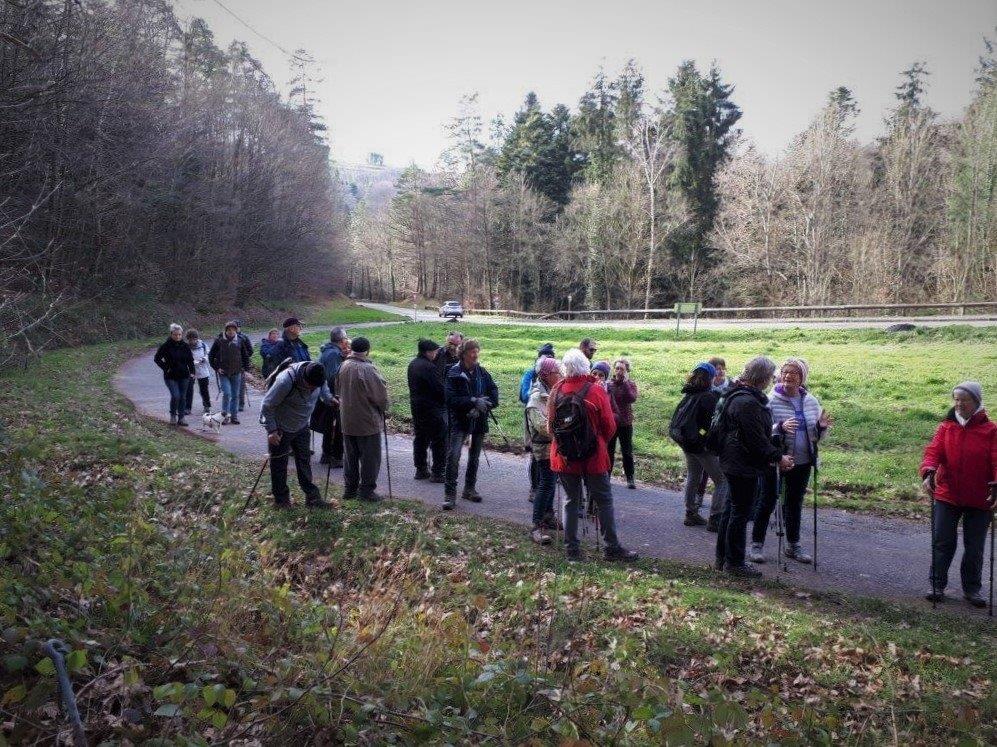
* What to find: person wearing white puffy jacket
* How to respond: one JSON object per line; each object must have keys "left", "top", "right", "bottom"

{"left": 749, "top": 357, "right": 832, "bottom": 564}
{"left": 185, "top": 329, "right": 212, "bottom": 414}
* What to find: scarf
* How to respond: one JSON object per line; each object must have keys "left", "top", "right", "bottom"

{"left": 954, "top": 405, "right": 984, "bottom": 427}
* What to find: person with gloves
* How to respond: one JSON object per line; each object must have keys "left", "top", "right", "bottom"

{"left": 921, "top": 381, "right": 997, "bottom": 607}
{"left": 442, "top": 338, "right": 499, "bottom": 509}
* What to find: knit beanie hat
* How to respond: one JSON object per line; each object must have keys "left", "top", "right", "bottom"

{"left": 693, "top": 361, "right": 717, "bottom": 379}
{"left": 953, "top": 381, "right": 983, "bottom": 406}
{"left": 781, "top": 357, "right": 809, "bottom": 385}
{"left": 592, "top": 360, "right": 612, "bottom": 378}
{"left": 536, "top": 356, "right": 561, "bottom": 377}
{"left": 418, "top": 338, "right": 440, "bottom": 354}
{"left": 303, "top": 362, "right": 326, "bottom": 386}
{"left": 537, "top": 342, "right": 555, "bottom": 358}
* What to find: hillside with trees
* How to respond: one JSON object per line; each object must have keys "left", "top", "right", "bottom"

{"left": 1, "top": 0, "right": 346, "bottom": 360}
{"left": 348, "top": 50, "right": 996, "bottom": 311}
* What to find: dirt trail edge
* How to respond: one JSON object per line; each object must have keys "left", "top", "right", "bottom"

{"left": 115, "top": 344, "right": 987, "bottom": 615}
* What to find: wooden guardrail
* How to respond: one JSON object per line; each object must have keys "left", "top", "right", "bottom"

{"left": 464, "top": 301, "right": 997, "bottom": 321}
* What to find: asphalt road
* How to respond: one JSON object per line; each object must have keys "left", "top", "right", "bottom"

{"left": 115, "top": 343, "right": 995, "bottom": 615}
{"left": 365, "top": 301, "right": 997, "bottom": 331}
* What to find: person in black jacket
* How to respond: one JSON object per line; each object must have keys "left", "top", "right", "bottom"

{"left": 714, "top": 356, "right": 793, "bottom": 578}
{"left": 442, "top": 338, "right": 499, "bottom": 509}
{"left": 154, "top": 323, "right": 195, "bottom": 426}
{"left": 675, "top": 362, "right": 729, "bottom": 528}
{"left": 270, "top": 317, "right": 311, "bottom": 365}
{"left": 209, "top": 322, "right": 251, "bottom": 424}
{"left": 407, "top": 339, "right": 446, "bottom": 481}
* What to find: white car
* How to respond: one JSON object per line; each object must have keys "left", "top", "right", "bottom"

{"left": 439, "top": 300, "right": 464, "bottom": 319}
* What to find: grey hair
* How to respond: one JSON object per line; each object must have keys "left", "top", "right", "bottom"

{"left": 739, "top": 356, "right": 776, "bottom": 388}
{"left": 562, "top": 348, "right": 591, "bottom": 377}
{"left": 169, "top": 323, "right": 183, "bottom": 335}
{"left": 330, "top": 326, "right": 347, "bottom": 343}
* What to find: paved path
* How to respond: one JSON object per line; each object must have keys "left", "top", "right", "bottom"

{"left": 364, "top": 301, "right": 997, "bottom": 331}
{"left": 115, "top": 344, "right": 993, "bottom": 615}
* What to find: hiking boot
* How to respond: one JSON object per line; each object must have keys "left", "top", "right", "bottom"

{"left": 414, "top": 467, "right": 432, "bottom": 480}
{"left": 429, "top": 472, "right": 445, "bottom": 483}
{"left": 925, "top": 590, "right": 946, "bottom": 604}
{"left": 785, "top": 544, "right": 812, "bottom": 564}
{"left": 239, "top": 406, "right": 245, "bottom": 412}
{"left": 727, "top": 564, "right": 763, "bottom": 579}
{"left": 530, "top": 527, "right": 552, "bottom": 545}
{"left": 528, "top": 489, "right": 535, "bottom": 503}
{"left": 342, "top": 492, "right": 357, "bottom": 501}
{"left": 626, "top": 478, "right": 636, "bottom": 490}
{"left": 442, "top": 494, "right": 456, "bottom": 510}
{"left": 748, "top": 543, "right": 766, "bottom": 563}
{"left": 604, "top": 546, "right": 639, "bottom": 562}
{"left": 358, "top": 492, "right": 383, "bottom": 503}
{"left": 706, "top": 516, "right": 719, "bottom": 533}
{"left": 565, "top": 546, "right": 582, "bottom": 562}
{"left": 176, "top": 416, "right": 188, "bottom": 426}
{"left": 273, "top": 499, "right": 292, "bottom": 510}
{"left": 461, "top": 488, "right": 483, "bottom": 503}
{"left": 230, "top": 417, "right": 240, "bottom": 425}
{"left": 169, "top": 414, "right": 177, "bottom": 426}
{"left": 330, "top": 459, "right": 343, "bottom": 469}
{"left": 684, "top": 511, "right": 707, "bottom": 527}
{"left": 541, "top": 512, "right": 562, "bottom": 531}
{"left": 306, "top": 498, "right": 332, "bottom": 509}
{"left": 964, "top": 592, "right": 986, "bottom": 608}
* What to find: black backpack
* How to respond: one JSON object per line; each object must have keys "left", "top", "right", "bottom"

{"left": 264, "top": 357, "right": 294, "bottom": 390}
{"left": 703, "top": 389, "right": 750, "bottom": 455}
{"left": 669, "top": 392, "right": 705, "bottom": 451}
{"left": 551, "top": 382, "right": 597, "bottom": 462}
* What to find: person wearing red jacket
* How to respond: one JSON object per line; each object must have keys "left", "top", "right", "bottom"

{"left": 920, "top": 381, "right": 997, "bottom": 607}
{"left": 548, "top": 349, "right": 638, "bottom": 563}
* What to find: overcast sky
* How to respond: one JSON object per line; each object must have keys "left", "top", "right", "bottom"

{"left": 172, "top": 0, "right": 996, "bottom": 169}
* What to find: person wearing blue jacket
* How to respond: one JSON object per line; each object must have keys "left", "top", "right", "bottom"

{"left": 519, "top": 343, "right": 555, "bottom": 502}
{"left": 260, "top": 329, "right": 280, "bottom": 378}
{"left": 443, "top": 339, "right": 499, "bottom": 509}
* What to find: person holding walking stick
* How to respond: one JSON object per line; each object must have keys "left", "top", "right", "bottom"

{"left": 749, "top": 358, "right": 831, "bottom": 565}
{"left": 920, "top": 381, "right": 997, "bottom": 608}
{"left": 336, "top": 337, "right": 390, "bottom": 502}
{"left": 259, "top": 361, "right": 334, "bottom": 509}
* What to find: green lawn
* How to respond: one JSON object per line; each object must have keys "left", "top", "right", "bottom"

{"left": 300, "top": 322, "right": 997, "bottom": 516}
{"left": 297, "top": 296, "right": 405, "bottom": 326}
{"left": 0, "top": 342, "right": 994, "bottom": 744}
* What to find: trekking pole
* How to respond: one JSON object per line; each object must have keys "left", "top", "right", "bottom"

{"left": 930, "top": 496, "right": 937, "bottom": 610}
{"left": 488, "top": 410, "right": 515, "bottom": 452}
{"left": 774, "top": 465, "right": 786, "bottom": 575}
{"left": 243, "top": 455, "right": 270, "bottom": 511}
{"left": 382, "top": 411, "right": 393, "bottom": 501}
{"left": 812, "top": 465, "right": 819, "bottom": 571}
{"left": 989, "top": 507, "right": 994, "bottom": 617}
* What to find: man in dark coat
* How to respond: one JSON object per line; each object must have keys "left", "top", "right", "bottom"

{"left": 235, "top": 321, "right": 253, "bottom": 412}
{"left": 209, "top": 321, "right": 251, "bottom": 424}
{"left": 317, "top": 327, "right": 350, "bottom": 467}
{"left": 443, "top": 338, "right": 499, "bottom": 509}
{"left": 407, "top": 339, "right": 446, "bottom": 482}
{"left": 714, "top": 356, "right": 794, "bottom": 578}
{"left": 270, "top": 317, "right": 311, "bottom": 365}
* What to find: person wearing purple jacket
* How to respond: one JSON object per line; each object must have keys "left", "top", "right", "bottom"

{"left": 607, "top": 358, "right": 639, "bottom": 489}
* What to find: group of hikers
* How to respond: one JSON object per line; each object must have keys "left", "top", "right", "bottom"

{"left": 155, "top": 319, "right": 996, "bottom": 608}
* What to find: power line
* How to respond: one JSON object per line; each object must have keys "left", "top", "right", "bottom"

{"left": 207, "top": 0, "right": 310, "bottom": 63}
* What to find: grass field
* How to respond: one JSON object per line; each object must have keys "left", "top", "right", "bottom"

{"left": 300, "top": 322, "right": 997, "bottom": 516}
{"left": 1, "top": 342, "right": 994, "bottom": 744}
{"left": 297, "top": 296, "right": 405, "bottom": 326}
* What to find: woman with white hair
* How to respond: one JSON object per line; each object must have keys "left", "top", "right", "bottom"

{"left": 547, "top": 348, "right": 638, "bottom": 562}
{"left": 153, "top": 323, "right": 195, "bottom": 426}
{"left": 920, "top": 381, "right": 996, "bottom": 607}
{"left": 714, "top": 356, "right": 793, "bottom": 577}
{"left": 749, "top": 358, "right": 831, "bottom": 564}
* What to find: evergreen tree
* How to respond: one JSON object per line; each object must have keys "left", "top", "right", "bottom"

{"left": 666, "top": 61, "right": 742, "bottom": 283}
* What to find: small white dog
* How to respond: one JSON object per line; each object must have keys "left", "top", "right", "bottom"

{"left": 201, "top": 411, "right": 226, "bottom": 433}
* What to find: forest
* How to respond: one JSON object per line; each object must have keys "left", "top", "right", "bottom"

{"left": 0, "top": 0, "right": 345, "bottom": 361}
{"left": 346, "top": 53, "right": 996, "bottom": 312}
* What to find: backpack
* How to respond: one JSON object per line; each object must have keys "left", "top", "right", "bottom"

{"left": 550, "top": 382, "right": 597, "bottom": 462}
{"left": 264, "top": 357, "right": 295, "bottom": 390}
{"left": 669, "top": 392, "right": 705, "bottom": 451}
{"left": 703, "top": 389, "right": 751, "bottom": 455}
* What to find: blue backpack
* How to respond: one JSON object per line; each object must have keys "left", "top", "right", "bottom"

{"left": 518, "top": 367, "right": 536, "bottom": 404}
